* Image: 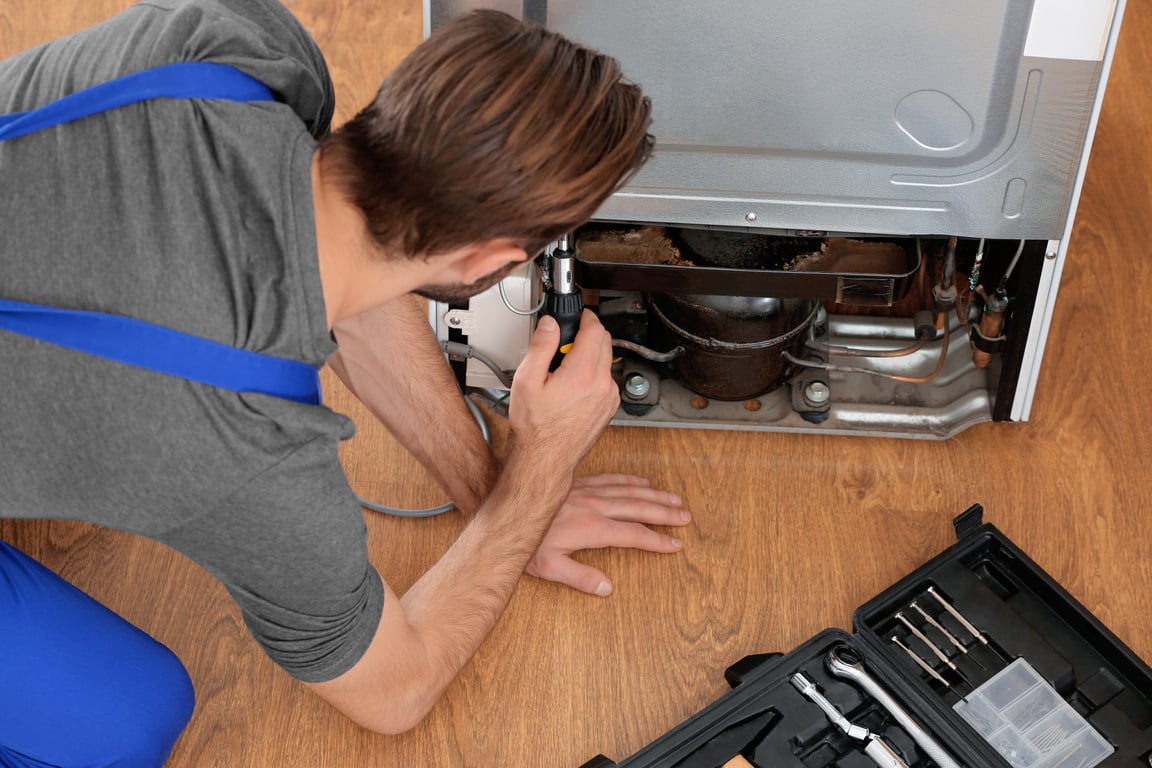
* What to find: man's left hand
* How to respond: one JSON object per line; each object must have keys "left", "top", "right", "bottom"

{"left": 526, "top": 474, "right": 690, "bottom": 596}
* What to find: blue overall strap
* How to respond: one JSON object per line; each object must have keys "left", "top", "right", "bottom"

{"left": 0, "top": 62, "right": 320, "bottom": 405}
{"left": 0, "top": 62, "right": 274, "bottom": 142}
{"left": 0, "top": 299, "right": 321, "bottom": 405}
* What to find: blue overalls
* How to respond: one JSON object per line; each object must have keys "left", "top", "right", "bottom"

{"left": 0, "top": 62, "right": 318, "bottom": 768}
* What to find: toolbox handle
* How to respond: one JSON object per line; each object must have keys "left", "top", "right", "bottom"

{"left": 578, "top": 756, "right": 617, "bottom": 768}
{"left": 952, "top": 503, "right": 985, "bottom": 540}
{"left": 724, "top": 653, "right": 784, "bottom": 688}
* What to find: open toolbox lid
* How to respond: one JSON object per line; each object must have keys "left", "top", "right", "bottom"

{"left": 583, "top": 505, "right": 1152, "bottom": 767}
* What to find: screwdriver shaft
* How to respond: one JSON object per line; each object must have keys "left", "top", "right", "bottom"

{"left": 910, "top": 601, "right": 968, "bottom": 653}
{"left": 926, "top": 587, "right": 990, "bottom": 646}
{"left": 895, "top": 612, "right": 959, "bottom": 672}
{"left": 891, "top": 635, "right": 950, "bottom": 688}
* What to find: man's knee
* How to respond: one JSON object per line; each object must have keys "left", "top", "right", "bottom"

{"left": 1, "top": 620, "right": 195, "bottom": 768}
{"left": 0, "top": 541, "right": 195, "bottom": 767}
{"left": 67, "top": 613, "right": 196, "bottom": 767}
{"left": 116, "top": 640, "right": 196, "bottom": 766}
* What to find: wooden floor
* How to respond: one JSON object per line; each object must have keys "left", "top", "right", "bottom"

{"left": 3, "top": 2, "right": 1150, "bottom": 766}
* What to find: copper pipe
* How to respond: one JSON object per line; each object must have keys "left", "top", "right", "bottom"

{"left": 784, "top": 314, "right": 952, "bottom": 384}
{"left": 806, "top": 335, "right": 928, "bottom": 359}
{"left": 972, "top": 291, "right": 1008, "bottom": 369}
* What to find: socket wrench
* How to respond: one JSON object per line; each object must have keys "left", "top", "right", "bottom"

{"left": 790, "top": 671, "right": 909, "bottom": 768}
{"left": 826, "top": 644, "right": 964, "bottom": 768}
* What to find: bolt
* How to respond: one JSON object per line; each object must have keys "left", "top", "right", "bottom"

{"left": 624, "top": 374, "right": 651, "bottom": 400}
{"left": 804, "top": 381, "right": 830, "bottom": 406}
{"left": 448, "top": 316, "right": 461, "bottom": 326}
{"left": 690, "top": 395, "right": 709, "bottom": 410}
{"left": 745, "top": 212, "right": 757, "bottom": 223}
{"left": 743, "top": 399, "right": 762, "bottom": 412}
{"left": 1046, "top": 250, "right": 1058, "bottom": 260}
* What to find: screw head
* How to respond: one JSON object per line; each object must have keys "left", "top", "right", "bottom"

{"left": 745, "top": 212, "right": 757, "bottom": 223}
{"left": 624, "top": 374, "right": 651, "bottom": 400}
{"left": 804, "top": 381, "right": 830, "bottom": 406}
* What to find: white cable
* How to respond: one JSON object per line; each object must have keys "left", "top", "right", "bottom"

{"left": 497, "top": 261, "right": 546, "bottom": 316}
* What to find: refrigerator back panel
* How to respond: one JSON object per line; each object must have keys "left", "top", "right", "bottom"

{"left": 426, "top": 0, "right": 1126, "bottom": 438}
{"left": 429, "top": 0, "right": 1118, "bottom": 239}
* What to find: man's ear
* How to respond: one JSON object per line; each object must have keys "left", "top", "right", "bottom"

{"left": 459, "top": 238, "right": 531, "bottom": 284}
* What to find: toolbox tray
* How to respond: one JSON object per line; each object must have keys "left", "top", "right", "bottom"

{"left": 582, "top": 505, "right": 1152, "bottom": 768}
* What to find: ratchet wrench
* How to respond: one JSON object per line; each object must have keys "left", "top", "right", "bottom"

{"left": 790, "top": 671, "right": 909, "bottom": 768}
{"left": 826, "top": 644, "right": 964, "bottom": 768}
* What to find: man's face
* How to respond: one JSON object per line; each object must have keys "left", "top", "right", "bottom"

{"left": 413, "top": 258, "right": 524, "bottom": 304}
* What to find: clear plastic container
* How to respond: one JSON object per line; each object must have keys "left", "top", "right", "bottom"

{"left": 954, "top": 659, "right": 1114, "bottom": 768}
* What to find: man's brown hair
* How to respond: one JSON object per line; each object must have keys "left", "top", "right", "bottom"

{"left": 319, "top": 10, "right": 654, "bottom": 258}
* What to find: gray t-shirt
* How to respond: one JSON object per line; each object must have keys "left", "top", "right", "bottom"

{"left": 0, "top": 0, "right": 384, "bottom": 683}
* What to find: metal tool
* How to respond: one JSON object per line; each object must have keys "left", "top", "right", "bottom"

{"left": 541, "top": 233, "right": 582, "bottom": 371}
{"left": 910, "top": 601, "right": 968, "bottom": 654}
{"left": 926, "top": 586, "right": 990, "bottom": 646}
{"left": 895, "top": 612, "right": 961, "bottom": 675}
{"left": 826, "top": 644, "right": 965, "bottom": 768}
{"left": 891, "top": 635, "right": 951, "bottom": 689}
{"left": 789, "top": 671, "right": 909, "bottom": 768}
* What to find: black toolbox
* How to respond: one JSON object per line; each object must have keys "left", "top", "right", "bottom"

{"left": 582, "top": 505, "right": 1152, "bottom": 768}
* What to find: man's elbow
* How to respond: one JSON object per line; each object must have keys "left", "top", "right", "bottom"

{"left": 308, "top": 680, "right": 442, "bottom": 737}
{"left": 354, "top": 702, "right": 434, "bottom": 737}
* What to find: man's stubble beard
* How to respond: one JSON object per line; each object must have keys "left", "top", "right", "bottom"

{"left": 413, "top": 260, "right": 523, "bottom": 304}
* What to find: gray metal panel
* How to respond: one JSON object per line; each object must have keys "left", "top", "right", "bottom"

{"left": 427, "top": 1, "right": 1115, "bottom": 239}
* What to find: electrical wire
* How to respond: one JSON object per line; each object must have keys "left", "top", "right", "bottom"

{"left": 994, "top": 239, "right": 1027, "bottom": 295}
{"left": 497, "top": 261, "right": 546, "bottom": 316}
{"left": 970, "top": 238, "right": 986, "bottom": 291}
{"left": 356, "top": 395, "right": 490, "bottom": 518}
{"left": 467, "top": 388, "right": 510, "bottom": 418}
{"left": 440, "top": 340, "right": 514, "bottom": 388}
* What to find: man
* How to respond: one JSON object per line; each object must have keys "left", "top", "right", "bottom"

{"left": 0, "top": 1, "right": 689, "bottom": 765}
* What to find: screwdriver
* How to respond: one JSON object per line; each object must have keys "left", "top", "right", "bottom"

{"left": 540, "top": 233, "right": 582, "bottom": 371}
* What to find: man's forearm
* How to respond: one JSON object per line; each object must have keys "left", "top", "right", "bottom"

{"left": 399, "top": 447, "right": 571, "bottom": 688}
{"left": 329, "top": 296, "right": 497, "bottom": 513}
{"left": 305, "top": 445, "right": 571, "bottom": 734}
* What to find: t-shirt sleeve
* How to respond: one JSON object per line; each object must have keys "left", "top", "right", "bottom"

{"left": 136, "top": 0, "right": 337, "bottom": 137}
{"left": 156, "top": 436, "right": 384, "bottom": 683}
{"left": 0, "top": 0, "right": 336, "bottom": 138}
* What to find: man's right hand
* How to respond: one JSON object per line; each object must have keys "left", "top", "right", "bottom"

{"left": 508, "top": 309, "right": 620, "bottom": 465}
